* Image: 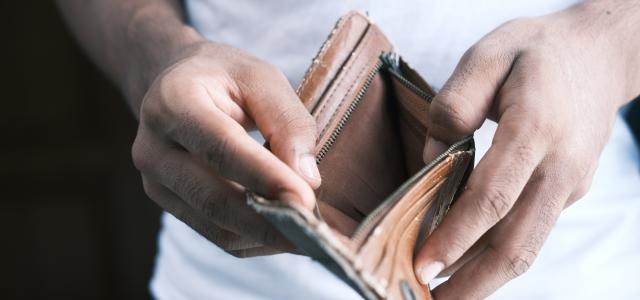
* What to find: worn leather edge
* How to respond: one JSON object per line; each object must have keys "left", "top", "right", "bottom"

{"left": 296, "top": 11, "right": 370, "bottom": 111}
{"left": 246, "top": 193, "right": 381, "bottom": 300}
{"left": 247, "top": 138, "right": 475, "bottom": 300}
{"left": 312, "top": 23, "right": 393, "bottom": 152}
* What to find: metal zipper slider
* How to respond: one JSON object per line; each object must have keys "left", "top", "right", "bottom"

{"left": 380, "top": 52, "right": 401, "bottom": 73}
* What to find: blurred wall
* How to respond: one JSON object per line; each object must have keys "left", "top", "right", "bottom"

{"left": 0, "top": 2, "right": 161, "bottom": 299}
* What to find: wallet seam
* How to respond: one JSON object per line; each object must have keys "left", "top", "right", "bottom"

{"left": 316, "top": 29, "right": 377, "bottom": 138}
{"left": 296, "top": 16, "right": 343, "bottom": 97}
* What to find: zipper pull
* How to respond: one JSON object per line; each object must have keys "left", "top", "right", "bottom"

{"left": 381, "top": 52, "right": 402, "bottom": 74}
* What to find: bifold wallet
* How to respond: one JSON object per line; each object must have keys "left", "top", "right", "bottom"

{"left": 247, "top": 11, "right": 475, "bottom": 300}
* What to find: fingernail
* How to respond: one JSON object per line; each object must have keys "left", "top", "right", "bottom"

{"left": 298, "top": 154, "right": 321, "bottom": 187}
{"left": 418, "top": 261, "right": 444, "bottom": 285}
{"left": 423, "top": 136, "right": 448, "bottom": 163}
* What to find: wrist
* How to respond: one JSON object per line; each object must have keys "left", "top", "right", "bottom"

{"left": 122, "top": 5, "right": 205, "bottom": 117}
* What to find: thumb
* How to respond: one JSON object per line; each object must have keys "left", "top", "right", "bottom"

{"left": 240, "top": 63, "right": 321, "bottom": 189}
{"left": 424, "top": 41, "right": 516, "bottom": 162}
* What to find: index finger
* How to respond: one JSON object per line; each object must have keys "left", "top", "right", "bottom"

{"left": 162, "top": 86, "right": 316, "bottom": 209}
{"left": 415, "top": 111, "right": 548, "bottom": 284}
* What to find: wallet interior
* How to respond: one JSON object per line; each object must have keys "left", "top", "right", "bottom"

{"left": 248, "top": 12, "right": 474, "bottom": 300}
{"left": 249, "top": 53, "right": 474, "bottom": 300}
{"left": 313, "top": 52, "right": 441, "bottom": 237}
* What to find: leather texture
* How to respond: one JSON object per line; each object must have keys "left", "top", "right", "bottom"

{"left": 248, "top": 11, "right": 475, "bottom": 300}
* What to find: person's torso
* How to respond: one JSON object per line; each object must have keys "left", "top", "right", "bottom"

{"left": 152, "top": 1, "right": 640, "bottom": 299}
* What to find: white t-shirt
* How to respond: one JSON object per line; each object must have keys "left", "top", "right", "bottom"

{"left": 151, "top": 1, "right": 640, "bottom": 299}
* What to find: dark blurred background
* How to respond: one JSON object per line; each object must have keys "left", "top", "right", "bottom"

{"left": 0, "top": 2, "right": 161, "bottom": 299}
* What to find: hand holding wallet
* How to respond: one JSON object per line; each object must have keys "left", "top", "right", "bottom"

{"left": 247, "top": 11, "right": 474, "bottom": 300}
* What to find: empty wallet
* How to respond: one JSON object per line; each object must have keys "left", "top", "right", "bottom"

{"left": 247, "top": 11, "right": 475, "bottom": 300}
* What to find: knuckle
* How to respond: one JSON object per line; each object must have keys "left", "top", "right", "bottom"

{"left": 500, "top": 17, "right": 535, "bottom": 32}
{"left": 513, "top": 140, "right": 542, "bottom": 168}
{"left": 571, "top": 182, "right": 591, "bottom": 201}
{"left": 265, "top": 62, "right": 281, "bottom": 75}
{"left": 462, "top": 39, "right": 514, "bottom": 72}
{"left": 266, "top": 110, "right": 316, "bottom": 159}
{"left": 430, "top": 93, "right": 477, "bottom": 136}
{"left": 517, "top": 48, "right": 556, "bottom": 75}
{"left": 566, "top": 162, "right": 596, "bottom": 202}
{"left": 278, "top": 105, "right": 315, "bottom": 131}
{"left": 525, "top": 114, "right": 551, "bottom": 140}
{"left": 205, "top": 131, "right": 235, "bottom": 173}
{"left": 140, "top": 178, "right": 157, "bottom": 199}
{"left": 503, "top": 105, "right": 553, "bottom": 144}
{"left": 173, "top": 170, "right": 208, "bottom": 211}
{"left": 145, "top": 74, "right": 185, "bottom": 130}
{"left": 464, "top": 42, "right": 498, "bottom": 63}
{"left": 475, "top": 187, "right": 512, "bottom": 222}
{"left": 259, "top": 62, "right": 284, "bottom": 77}
{"left": 247, "top": 61, "right": 284, "bottom": 81}
{"left": 564, "top": 155, "right": 593, "bottom": 180}
{"left": 502, "top": 247, "right": 537, "bottom": 278}
{"left": 131, "top": 134, "right": 158, "bottom": 174}
{"left": 171, "top": 111, "right": 200, "bottom": 146}
{"left": 201, "top": 189, "right": 234, "bottom": 224}
{"left": 495, "top": 122, "right": 544, "bottom": 166}
{"left": 131, "top": 135, "right": 152, "bottom": 173}
{"left": 439, "top": 236, "right": 473, "bottom": 265}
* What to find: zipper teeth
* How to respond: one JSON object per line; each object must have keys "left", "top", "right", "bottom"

{"left": 389, "top": 70, "right": 433, "bottom": 102}
{"left": 381, "top": 52, "right": 432, "bottom": 103}
{"left": 315, "top": 60, "right": 385, "bottom": 164}
{"left": 350, "top": 136, "right": 473, "bottom": 245}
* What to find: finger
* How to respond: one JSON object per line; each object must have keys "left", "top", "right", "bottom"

{"left": 235, "top": 63, "right": 321, "bottom": 188}
{"left": 438, "top": 233, "right": 489, "bottom": 278}
{"left": 432, "top": 168, "right": 570, "bottom": 299}
{"left": 423, "top": 36, "right": 518, "bottom": 162}
{"left": 155, "top": 86, "right": 316, "bottom": 209}
{"left": 205, "top": 85, "right": 256, "bottom": 130}
{"left": 134, "top": 133, "right": 293, "bottom": 249}
{"left": 415, "top": 109, "right": 549, "bottom": 284}
{"left": 141, "top": 176, "right": 262, "bottom": 251}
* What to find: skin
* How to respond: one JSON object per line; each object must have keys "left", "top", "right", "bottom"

{"left": 56, "top": 0, "right": 640, "bottom": 297}
{"left": 415, "top": 1, "right": 640, "bottom": 298}
{"left": 56, "top": 0, "right": 321, "bottom": 256}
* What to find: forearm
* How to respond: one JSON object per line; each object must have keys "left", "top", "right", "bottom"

{"left": 56, "top": 0, "right": 204, "bottom": 117}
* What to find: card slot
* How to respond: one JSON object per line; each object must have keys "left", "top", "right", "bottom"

{"left": 315, "top": 73, "right": 408, "bottom": 236}
{"left": 389, "top": 73, "right": 431, "bottom": 130}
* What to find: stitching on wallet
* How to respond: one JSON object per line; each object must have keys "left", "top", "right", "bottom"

{"left": 316, "top": 31, "right": 376, "bottom": 138}
{"left": 296, "top": 16, "right": 347, "bottom": 97}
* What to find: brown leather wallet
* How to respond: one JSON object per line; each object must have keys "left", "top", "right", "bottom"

{"left": 247, "top": 11, "right": 474, "bottom": 300}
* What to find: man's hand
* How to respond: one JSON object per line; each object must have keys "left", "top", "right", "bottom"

{"left": 57, "top": 0, "right": 323, "bottom": 257}
{"left": 132, "top": 42, "right": 322, "bottom": 257}
{"left": 415, "top": 1, "right": 640, "bottom": 298}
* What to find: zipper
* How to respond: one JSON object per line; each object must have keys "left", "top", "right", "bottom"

{"left": 312, "top": 50, "right": 463, "bottom": 243}
{"left": 350, "top": 136, "right": 473, "bottom": 245}
{"left": 380, "top": 52, "right": 433, "bottom": 103}
{"left": 315, "top": 59, "right": 385, "bottom": 164}
{"left": 315, "top": 52, "right": 431, "bottom": 164}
